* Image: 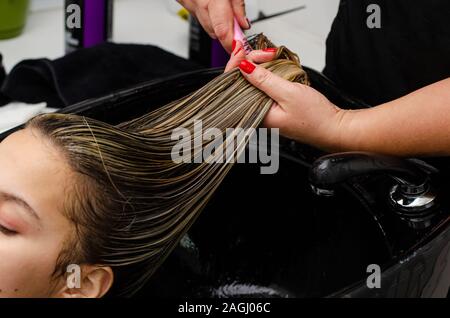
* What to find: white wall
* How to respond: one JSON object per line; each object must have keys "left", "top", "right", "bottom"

{"left": 252, "top": 0, "right": 340, "bottom": 70}
{"left": 30, "top": 0, "right": 62, "bottom": 12}
{"left": 29, "top": 0, "right": 339, "bottom": 40}
{"left": 26, "top": 0, "right": 340, "bottom": 70}
{"left": 258, "top": 0, "right": 339, "bottom": 38}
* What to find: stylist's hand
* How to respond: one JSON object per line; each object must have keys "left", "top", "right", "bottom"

{"left": 177, "top": 0, "right": 250, "bottom": 52}
{"left": 226, "top": 45, "right": 346, "bottom": 151}
{"left": 224, "top": 41, "right": 278, "bottom": 72}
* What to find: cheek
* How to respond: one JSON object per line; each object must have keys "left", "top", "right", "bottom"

{"left": 0, "top": 237, "right": 62, "bottom": 297}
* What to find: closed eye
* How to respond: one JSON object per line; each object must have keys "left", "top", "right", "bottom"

{"left": 0, "top": 224, "right": 18, "bottom": 236}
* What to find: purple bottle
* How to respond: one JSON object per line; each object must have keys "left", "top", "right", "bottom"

{"left": 189, "top": 17, "right": 229, "bottom": 68}
{"left": 65, "top": 0, "right": 113, "bottom": 53}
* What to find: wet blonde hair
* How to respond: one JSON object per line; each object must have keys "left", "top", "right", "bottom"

{"left": 27, "top": 35, "right": 309, "bottom": 297}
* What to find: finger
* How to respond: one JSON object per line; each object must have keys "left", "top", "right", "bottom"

{"left": 238, "top": 60, "right": 299, "bottom": 105}
{"left": 224, "top": 41, "right": 245, "bottom": 72}
{"left": 176, "top": 0, "right": 195, "bottom": 13}
{"left": 177, "top": 1, "right": 216, "bottom": 38}
{"left": 225, "top": 47, "right": 278, "bottom": 72}
{"left": 196, "top": 8, "right": 217, "bottom": 39}
{"left": 208, "top": 0, "right": 235, "bottom": 52}
{"left": 230, "top": 0, "right": 250, "bottom": 29}
{"left": 247, "top": 48, "right": 278, "bottom": 64}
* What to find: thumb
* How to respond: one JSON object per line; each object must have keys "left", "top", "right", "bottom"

{"left": 238, "top": 60, "right": 297, "bottom": 105}
{"left": 231, "top": 0, "right": 250, "bottom": 29}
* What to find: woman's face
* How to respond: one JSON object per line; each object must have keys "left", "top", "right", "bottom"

{"left": 0, "top": 128, "right": 73, "bottom": 297}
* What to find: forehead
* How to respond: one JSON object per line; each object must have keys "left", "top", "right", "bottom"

{"left": 0, "top": 128, "right": 72, "bottom": 218}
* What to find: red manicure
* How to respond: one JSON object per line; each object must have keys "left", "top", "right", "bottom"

{"left": 234, "top": 47, "right": 243, "bottom": 55}
{"left": 232, "top": 40, "right": 236, "bottom": 51}
{"left": 263, "top": 48, "right": 277, "bottom": 53}
{"left": 239, "top": 60, "right": 256, "bottom": 74}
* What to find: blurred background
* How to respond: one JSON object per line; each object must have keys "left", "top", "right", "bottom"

{"left": 0, "top": 0, "right": 340, "bottom": 71}
{"left": 0, "top": 0, "right": 340, "bottom": 132}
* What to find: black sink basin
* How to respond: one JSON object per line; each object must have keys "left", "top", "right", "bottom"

{"left": 142, "top": 156, "right": 391, "bottom": 298}
{"left": 1, "top": 67, "right": 448, "bottom": 298}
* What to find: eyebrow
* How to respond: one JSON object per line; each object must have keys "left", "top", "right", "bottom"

{"left": 0, "top": 191, "right": 41, "bottom": 223}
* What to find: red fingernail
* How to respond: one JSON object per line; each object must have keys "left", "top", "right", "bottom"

{"left": 239, "top": 60, "right": 256, "bottom": 74}
{"left": 246, "top": 17, "right": 252, "bottom": 29}
{"left": 232, "top": 40, "right": 236, "bottom": 51}
{"left": 263, "top": 48, "right": 277, "bottom": 53}
{"left": 234, "top": 47, "right": 243, "bottom": 55}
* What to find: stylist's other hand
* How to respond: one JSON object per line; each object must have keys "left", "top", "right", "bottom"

{"left": 177, "top": 0, "right": 250, "bottom": 52}
{"left": 238, "top": 60, "right": 346, "bottom": 152}
{"left": 224, "top": 41, "right": 277, "bottom": 72}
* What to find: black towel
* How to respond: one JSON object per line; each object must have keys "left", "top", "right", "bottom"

{"left": 0, "top": 43, "right": 202, "bottom": 108}
{"left": 0, "top": 54, "right": 9, "bottom": 105}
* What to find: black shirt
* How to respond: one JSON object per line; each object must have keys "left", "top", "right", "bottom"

{"left": 323, "top": 0, "right": 450, "bottom": 106}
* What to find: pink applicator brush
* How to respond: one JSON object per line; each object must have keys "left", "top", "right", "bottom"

{"left": 234, "top": 17, "right": 253, "bottom": 55}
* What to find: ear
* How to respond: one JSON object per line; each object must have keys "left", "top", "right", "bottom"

{"left": 54, "top": 265, "right": 114, "bottom": 298}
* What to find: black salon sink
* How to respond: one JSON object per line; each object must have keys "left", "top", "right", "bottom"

{"left": 142, "top": 156, "right": 391, "bottom": 298}
{"left": 1, "top": 67, "right": 448, "bottom": 298}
